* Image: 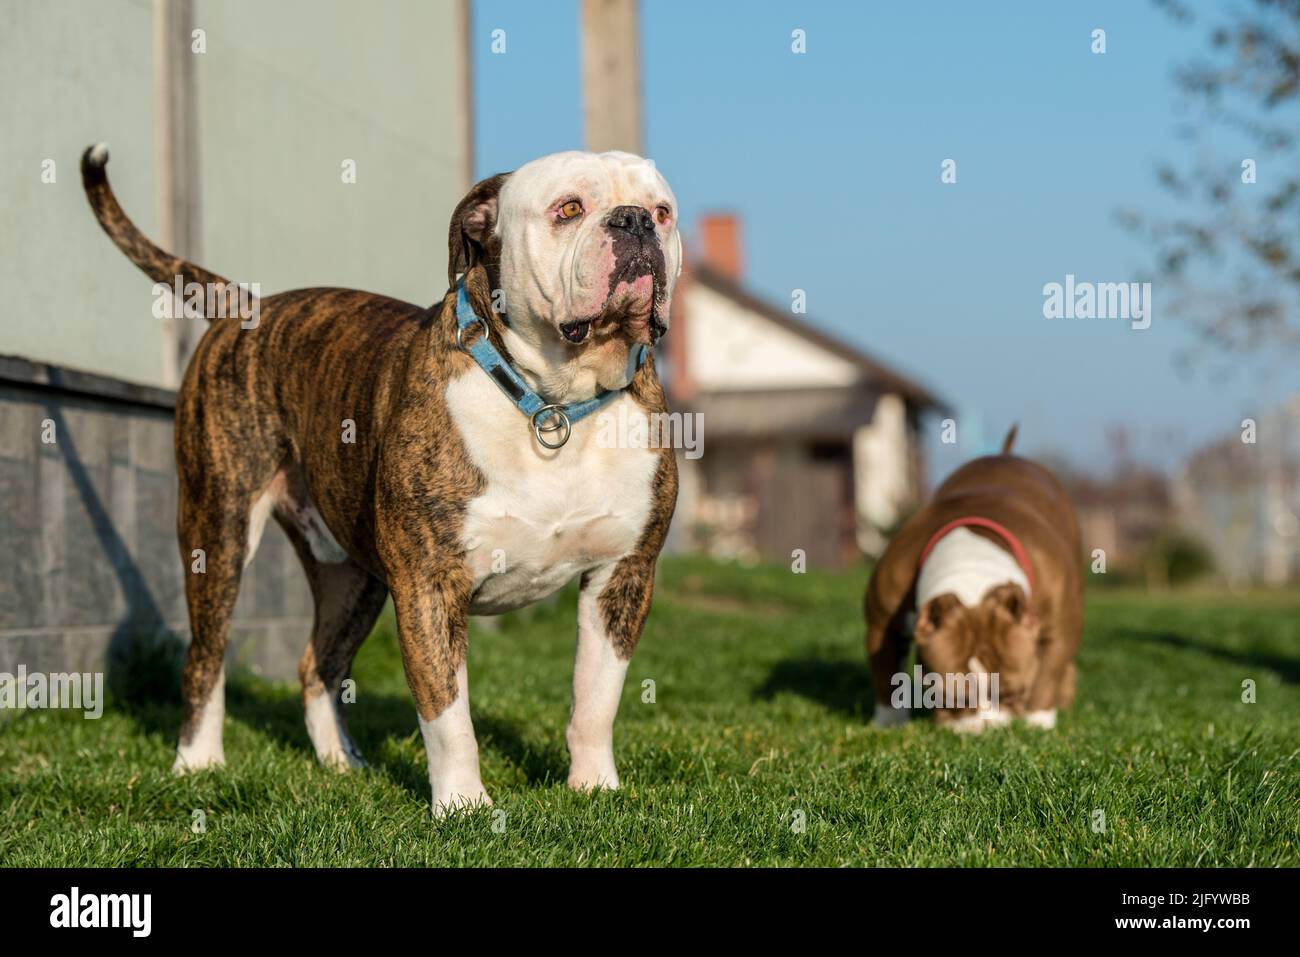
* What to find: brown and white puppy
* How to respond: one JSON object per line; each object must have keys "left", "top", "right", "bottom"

{"left": 81, "top": 144, "right": 682, "bottom": 813}
{"left": 864, "top": 429, "right": 1083, "bottom": 732}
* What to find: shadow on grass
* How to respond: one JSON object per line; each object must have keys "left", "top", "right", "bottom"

{"left": 106, "top": 634, "right": 555, "bottom": 799}
{"left": 105, "top": 629, "right": 186, "bottom": 743}
{"left": 474, "top": 712, "right": 568, "bottom": 787}
{"left": 754, "top": 657, "right": 875, "bottom": 717}
{"left": 1124, "top": 629, "right": 1300, "bottom": 685}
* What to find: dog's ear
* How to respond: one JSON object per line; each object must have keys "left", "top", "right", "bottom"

{"left": 985, "top": 583, "right": 1036, "bottom": 625}
{"left": 915, "top": 593, "right": 962, "bottom": 643}
{"left": 448, "top": 172, "right": 510, "bottom": 287}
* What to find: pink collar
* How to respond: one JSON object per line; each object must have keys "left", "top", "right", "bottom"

{"left": 918, "top": 516, "right": 1034, "bottom": 593}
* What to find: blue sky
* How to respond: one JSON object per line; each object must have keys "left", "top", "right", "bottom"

{"left": 472, "top": 0, "right": 1300, "bottom": 480}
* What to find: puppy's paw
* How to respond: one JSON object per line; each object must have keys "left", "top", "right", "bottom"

{"left": 980, "top": 708, "right": 1012, "bottom": 729}
{"left": 873, "top": 703, "right": 909, "bottom": 728}
{"left": 945, "top": 709, "right": 1011, "bottom": 734}
{"left": 946, "top": 714, "right": 986, "bottom": 734}
{"left": 1022, "top": 709, "right": 1057, "bottom": 730}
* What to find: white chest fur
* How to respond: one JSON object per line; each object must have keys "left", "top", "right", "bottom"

{"left": 445, "top": 369, "right": 659, "bottom": 615}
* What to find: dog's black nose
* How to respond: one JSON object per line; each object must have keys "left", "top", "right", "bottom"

{"left": 606, "top": 205, "right": 655, "bottom": 239}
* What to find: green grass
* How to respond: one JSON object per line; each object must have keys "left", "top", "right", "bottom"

{"left": 1, "top": 556, "right": 1297, "bottom": 866}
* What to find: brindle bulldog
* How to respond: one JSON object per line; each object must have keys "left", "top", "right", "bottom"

{"left": 81, "top": 143, "right": 682, "bottom": 813}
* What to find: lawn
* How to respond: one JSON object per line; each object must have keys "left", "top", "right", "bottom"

{"left": 1, "top": 556, "right": 1296, "bottom": 867}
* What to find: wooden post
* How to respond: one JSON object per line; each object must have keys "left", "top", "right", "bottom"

{"left": 153, "top": 0, "right": 201, "bottom": 387}
{"left": 580, "top": 0, "right": 643, "bottom": 155}
{"left": 455, "top": 0, "right": 474, "bottom": 192}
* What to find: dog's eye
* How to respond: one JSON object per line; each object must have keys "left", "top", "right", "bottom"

{"left": 558, "top": 200, "right": 583, "bottom": 221}
{"left": 654, "top": 205, "right": 672, "bottom": 225}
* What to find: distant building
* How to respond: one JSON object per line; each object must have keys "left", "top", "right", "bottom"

{"left": 1175, "top": 397, "right": 1300, "bottom": 586}
{"left": 1062, "top": 466, "right": 1172, "bottom": 572}
{"left": 664, "top": 214, "right": 946, "bottom": 568}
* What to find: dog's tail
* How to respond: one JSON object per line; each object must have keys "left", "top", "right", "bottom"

{"left": 81, "top": 144, "right": 245, "bottom": 320}
{"left": 1001, "top": 423, "right": 1019, "bottom": 454}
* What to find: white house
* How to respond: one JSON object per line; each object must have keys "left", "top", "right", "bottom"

{"left": 664, "top": 214, "right": 947, "bottom": 567}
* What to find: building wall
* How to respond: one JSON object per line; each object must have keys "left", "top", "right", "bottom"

{"left": 0, "top": 0, "right": 472, "bottom": 389}
{"left": 853, "top": 392, "right": 916, "bottom": 556}
{"left": 684, "top": 283, "right": 862, "bottom": 392}
{"left": 0, "top": 0, "right": 471, "bottom": 681}
{"left": 193, "top": 0, "right": 472, "bottom": 309}
{"left": 669, "top": 281, "right": 924, "bottom": 566}
{"left": 0, "top": 0, "right": 164, "bottom": 386}
{"left": 1175, "top": 396, "right": 1300, "bottom": 586}
{"left": 674, "top": 437, "right": 859, "bottom": 568}
{"left": 0, "top": 358, "right": 313, "bottom": 680}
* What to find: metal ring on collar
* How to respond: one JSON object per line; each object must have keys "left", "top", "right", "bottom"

{"left": 456, "top": 315, "right": 490, "bottom": 351}
{"left": 531, "top": 404, "right": 572, "bottom": 449}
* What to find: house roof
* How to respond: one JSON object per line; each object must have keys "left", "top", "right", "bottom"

{"left": 683, "top": 385, "right": 883, "bottom": 441}
{"left": 689, "top": 265, "right": 949, "bottom": 413}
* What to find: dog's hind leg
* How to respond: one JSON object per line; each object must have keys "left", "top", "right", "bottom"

{"left": 173, "top": 488, "right": 254, "bottom": 772}
{"left": 279, "top": 516, "right": 388, "bottom": 769}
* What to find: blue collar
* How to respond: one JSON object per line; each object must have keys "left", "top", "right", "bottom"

{"left": 453, "top": 279, "right": 648, "bottom": 449}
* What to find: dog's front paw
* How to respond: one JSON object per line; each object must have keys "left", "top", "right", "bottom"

{"left": 431, "top": 783, "right": 492, "bottom": 818}
{"left": 171, "top": 748, "right": 226, "bottom": 774}
{"left": 566, "top": 742, "right": 620, "bottom": 792}
{"left": 567, "top": 768, "right": 620, "bottom": 792}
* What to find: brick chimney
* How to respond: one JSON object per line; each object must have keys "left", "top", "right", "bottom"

{"left": 697, "top": 212, "right": 743, "bottom": 281}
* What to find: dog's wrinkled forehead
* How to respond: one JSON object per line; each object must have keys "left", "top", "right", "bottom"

{"left": 496, "top": 150, "right": 674, "bottom": 224}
